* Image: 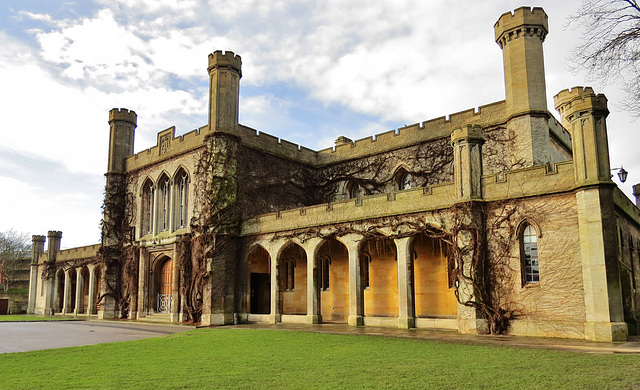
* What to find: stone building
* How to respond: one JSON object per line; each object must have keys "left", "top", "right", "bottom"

{"left": 27, "top": 6, "right": 640, "bottom": 342}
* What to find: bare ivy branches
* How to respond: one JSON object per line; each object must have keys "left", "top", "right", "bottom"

{"left": 98, "top": 172, "right": 138, "bottom": 318}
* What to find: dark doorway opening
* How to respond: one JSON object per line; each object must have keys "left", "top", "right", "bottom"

{"left": 250, "top": 273, "right": 270, "bottom": 314}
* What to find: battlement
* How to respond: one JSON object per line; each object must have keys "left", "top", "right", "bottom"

{"left": 554, "top": 86, "right": 609, "bottom": 120}
{"left": 109, "top": 108, "right": 137, "bottom": 125}
{"left": 126, "top": 124, "right": 208, "bottom": 171}
{"left": 235, "top": 101, "right": 506, "bottom": 167}
{"left": 494, "top": 6, "right": 548, "bottom": 47}
{"left": 208, "top": 50, "right": 242, "bottom": 75}
{"left": 56, "top": 244, "right": 101, "bottom": 262}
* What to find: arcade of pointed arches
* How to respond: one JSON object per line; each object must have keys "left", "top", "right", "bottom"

{"left": 246, "top": 230, "right": 458, "bottom": 328}
{"left": 52, "top": 264, "right": 102, "bottom": 316}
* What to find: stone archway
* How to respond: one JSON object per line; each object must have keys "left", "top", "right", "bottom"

{"left": 317, "top": 239, "right": 349, "bottom": 323}
{"left": 248, "top": 245, "right": 271, "bottom": 315}
{"left": 411, "top": 234, "right": 457, "bottom": 319}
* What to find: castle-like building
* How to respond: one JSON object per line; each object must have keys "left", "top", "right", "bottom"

{"left": 27, "top": 7, "right": 640, "bottom": 342}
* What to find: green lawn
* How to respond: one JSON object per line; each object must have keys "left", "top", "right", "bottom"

{"left": 0, "top": 315, "right": 80, "bottom": 322}
{"left": 1, "top": 328, "right": 639, "bottom": 389}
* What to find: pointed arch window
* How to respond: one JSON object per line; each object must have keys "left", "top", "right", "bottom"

{"left": 282, "top": 259, "right": 296, "bottom": 291}
{"left": 362, "top": 252, "right": 371, "bottom": 290}
{"left": 160, "top": 177, "right": 170, "bottom": 231}
{"left": 320, "top": 256, "right": 331, "bottom": 291}
{"left": 142, "top": 181, "right": 154, "bottom": 235}
{"left": 396, "top": 170, "right": 412, "bottom": 190}
{"left": 521, "top": 224, "right": 539, "bottom": 284}
{"left": 176, "top": 171, "right": 189, "bottom": 228}
{"left": 347, "top": 181, "right": 361, "bottom": 199}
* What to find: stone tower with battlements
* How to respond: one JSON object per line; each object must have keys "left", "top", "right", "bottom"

{"left": 495, "top": 7, "right": 550, "bottom": 167}
{"left": 208, "top": 50, "right": 242, "bottom": 134}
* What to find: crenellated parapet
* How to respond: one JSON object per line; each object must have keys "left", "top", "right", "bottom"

{"left": 108, "top": 108, "right": 137, "bottom": 126}
{"left": 494, "top": 6, "right": 548, "bottom": 48}
{"left": 208, "top": 50, "right": 242, "bottom": 76}
{"left": 554, "top": 86, "right": 609, "bottom": 126}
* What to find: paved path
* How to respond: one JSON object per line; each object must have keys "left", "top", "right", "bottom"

{"left": 2, "top": 319, "right": 639, "bottom": 355}
{"left": 0, "top": 320, "right": 194, "bottom": 354}
{"left": 218, "top": 322, "right": 640, "bottom": 354}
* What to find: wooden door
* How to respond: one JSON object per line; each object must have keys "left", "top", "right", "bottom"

{"left": 160, "top": 259, "right": 173, "bottom": 295}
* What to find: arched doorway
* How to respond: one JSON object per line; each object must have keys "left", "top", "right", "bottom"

{"left": 156, "top": 257, "right": 173, "bottom": 313}
{"left": 412, "top": 234, "right": 457, "bottom": 318}
{"left": 68, "top": 268, "right": 77, "bottom": 313}
{"left": 361, "top": 238, "right": 398, "bottom": 318}
{"left": 94, "top": 266, "right": 102, "bottom": 314}
{"left": 317, "top": 239, "right": 349, "bottom": 323}
{"left": 80, "top": 267, "right": 90, "bottom": 314}
{"left": 279, "top": 243, "right": 307, "bottom": 315}
{"left": 248, "top": 245, "right": 270, "bottom": 314}
{"left": 55, "top": 270, "right": 65, "bottom": 312}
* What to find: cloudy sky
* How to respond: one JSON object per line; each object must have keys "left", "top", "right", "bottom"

{"left": 1, "top": 0, "right": 637, "bottom": 248}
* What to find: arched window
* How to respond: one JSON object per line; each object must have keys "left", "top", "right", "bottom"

{"left": 142, "top": 180, "right": 154, "bottom": 235}
{"left": 282, "top": 259, "right": 296, "bottom": 291}
{"left": 362, "top": 252, "right": 371, "bottom": 289}
{"left": 175, "top": 170, "right": 189, "bottom": 228}
{"left": 347, "top": 181, "right": 360, "bottom": 199}
{"left": 521, "top": 224, "right": 539, "bottom": 284}
{"left": 396, "top": 170, "right": 412, "bottom": 190}
{"left": 320, "top": 256, "right": 331, "bottom": 291}
{"left": 160, "top": 176, "right": 170, "bottom": 231}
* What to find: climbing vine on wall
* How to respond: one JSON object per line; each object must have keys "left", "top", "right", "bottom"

{"left": 97, "top": 172, "right": 138, "bottom": 318}
{"left": 183, "top": 133, "right": 241, "bottom": 323}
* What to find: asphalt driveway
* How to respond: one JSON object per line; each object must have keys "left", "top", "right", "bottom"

{"left": 0, "top": 320, "right": 193, "bottom": 354}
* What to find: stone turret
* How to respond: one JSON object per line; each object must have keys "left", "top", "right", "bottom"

{"left": 554, "top": 87, "right": 611, "bottom": 186}
{"left": 208, "top": 51, "right": 242, "bottom": 134}
{"left": 451, "top": 125, "right": 485, "bottom": 200}
{"left": 495, "top": 7, "right": 548, "bottom": 116}
{"left": 634, "top": 184, "right": 640, "bottom": 206}
{"left": 26, "top": 235, "right": 46, "bottom": 314}
{"left": 494, "top": 7, "right": 551, "bottom": 167}
{"left": 107, "top": 108, "right": 136, "bottom": 173}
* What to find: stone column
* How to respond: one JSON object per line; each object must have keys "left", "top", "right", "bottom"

{"left": 74, "top": 267, "right": 83, "bottom": 315}
{"left": 51, "top": 272, "right": 59, "bottom": 315}
{"left": 62, "top": 270, "right": 71, "bottom": 315}
{"left": 170, "top": 249, "right": 180, "bottom": 322}
{"left": 341, "top": 233, "right": 364, "bottom": 326}
{"left": 395, "top": 237, "right": 415, "bottom": 329}
{"left": 27, "top": 235, "right": 46, "bottom": 314}
{"left": 302, "top": 238, "right": 323, "bottom": 325}
{"left": 137, "top": 248, "right": 148, "bottom": 319}
{"left": 87, "top": 265, "right": 97, "bottom": 315}
{"left": 266, "top": 239, "right": 286, "bottom": 324}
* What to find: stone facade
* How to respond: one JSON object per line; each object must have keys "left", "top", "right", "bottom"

{"left": 28, "top": 6, "right": 640, "bottom": 342}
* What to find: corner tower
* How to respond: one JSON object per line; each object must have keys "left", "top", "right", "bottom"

{"left": 208, "top": 50, "right": 242, "bottom": 134}
{"left": 494, "top": 7, "right": 550, "bottom": 167}
{"left": 554, "top": 87, "right": 611, "bottom": 186}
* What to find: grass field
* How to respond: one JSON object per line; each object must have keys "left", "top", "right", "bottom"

{"left": 1, "top": 328, "right": 639, "bottom": 389}
{"left": 0, "top": 315, "right": 79, "bottom": 322}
